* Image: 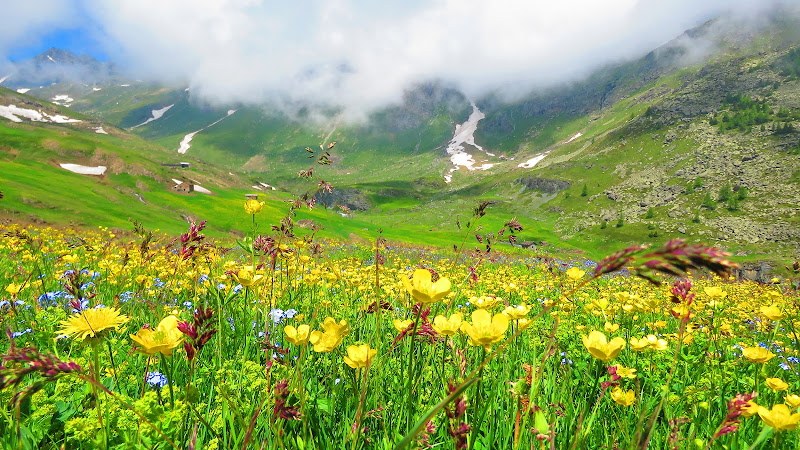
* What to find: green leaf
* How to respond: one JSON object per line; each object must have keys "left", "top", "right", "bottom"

{"left": 747, "top": 425, "right": 773, "bottom": 450}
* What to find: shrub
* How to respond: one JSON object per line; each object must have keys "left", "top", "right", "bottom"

{"left": 717, "top": 183, "right": 732, "bottom": 203}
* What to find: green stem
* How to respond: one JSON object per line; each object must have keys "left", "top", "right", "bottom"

{"left": 403, "top": 305, "right": 424, "bottom": 431}
{"left": 91, "top": 342, "right": 104, "bottom": 430}
{"left": 161, "top": 356, "right": 175, "bottom": 409}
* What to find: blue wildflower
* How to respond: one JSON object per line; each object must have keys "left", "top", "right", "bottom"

{"left": 11, "top": 328, "right": 32, "bottom": 338}
{"left": 146, "top": 372, "right": 168, "bottom": 388}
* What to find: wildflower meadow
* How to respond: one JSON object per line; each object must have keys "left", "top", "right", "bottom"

{"left": 1, "top": 200, "right": 800, "bottom": 449}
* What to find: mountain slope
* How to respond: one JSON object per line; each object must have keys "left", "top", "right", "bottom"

{"left": 2, "top": 15, "right": 799, "bottom": 264}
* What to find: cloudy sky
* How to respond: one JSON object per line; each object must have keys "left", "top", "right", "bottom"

{"left": 2, "top": 0, "right": 797, "bottom": 116}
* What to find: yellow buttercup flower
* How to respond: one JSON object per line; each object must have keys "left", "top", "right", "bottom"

{"left": 284, "top": 324, "right": 311, "bottom": 346}
{"left": 703, "top": 286, "right": 727, "bottom": 300}
{"left": 129, "top": 315, "right": 184, "bottom": 356}
{"left": 742, "top": 346, "right": 775, "bottom": 363}
{"left": 5, "top": 283, "right": 21, "bottom": 296}
{"left": 785, "top": 395, "right": 800, "bottom": 409}
{"left": 233, "top": 266, "right": 263, "bottom": 287}
{"left": 58, "top": 307, "right": 129, "bottom": 341}
{"left": 646, "top": 334, "right": 668, "bottom": 351}
{"left": 343, "top": 344, "right": 377, "bottom": 369}
{"left": 473, "top": 296, "right": 502, "bottom": 310}
{"left": 401, "top": 269, "right": 451, "bottom": 305}
{"left": 758, "top": 404, "right": 800, "bottom": 431}
{"left": 432, "top": 313, "right": 463, "bottom": 336}
{"left": 610, "top": 387, "right": 635, "bottom": 406}
{"left": 460, "top": 309, "right": 509, "bottom": 349}
{"left": 742, "top": 401, "right": 759, "bottom": 418}
{"left": 629, "top": 336, "right": 650, "bottom": 352}
{"left": 309, "top": 317, "right": 349, "bottom": 352}
{"left": 613, "top": 365, "right": 637, "bottom": 379}
{"left": 760, "top": 306, "right": 784, "bottom": 321}
{"left": 62, "top": 254, "right": 80, "bottom": 264}
{"left": 604, "top": 322, "right": 619, "bottom": 333}
{"left": 766, "top": 378, "right": 789, "bottom": 392}
{"left": 503, "top": 304, "right": 530, "bottom": 320}
{"left": 393, "top": 319, "right": 413, "bottom": 333}
{"left": 583, "top": 330, "right": 625, "bottom": 362}
{"left": 565, "top": 267, "right": 585, "bottom": 281}
{"left": 244, "top": 199, "right": 265, "bottom": 214}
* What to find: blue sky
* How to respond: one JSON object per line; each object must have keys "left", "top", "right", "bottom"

{"left": 7, "top": 28, "right": 108, "bottom": 62}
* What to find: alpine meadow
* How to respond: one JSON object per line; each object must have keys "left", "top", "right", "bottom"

{"left": 1, "top": 1, "right": 800, "bottom": 449}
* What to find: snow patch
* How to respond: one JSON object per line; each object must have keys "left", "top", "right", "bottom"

{"left": 443, "top": 102, "right": 496, "bottom": 183}
{"left": 566, "top": 132, "right": 582, "bottom": 144}
{"left": 0, "top": 104, "right": 81, "bottom": 123}
{"left": 517, "top": 152, "right": 551, "bottom": 169}
{"left": 193, "top": 185, "right": 212, "bottom": 194}
{"left": 47, "top": 55, "right": 56, "bottom": 63}
{"left": 259, "top": 182, "right": 277, "bottom": 191}
{"left": 0, "top": 74, "right": 9, "bottom": 84}
{"left": 178, "top": 131, "right": 199, "bottom": 154}
{"left": 252, "top": 185, "right": 263, "bottom": 190}
{"left": 177, "top": 110, "right": 237, "bottom": 154}
{"left": 92, "top": 87, "right": 102, "bottom": 91}
{"left": 120, "top": 84, "right": 130, "bottom": 87}
{"left": 94, "top": 127, "right": 108, "bottom": 134}
{"left": 60, "top": 164, "right": 106, "bottom": 175}
{"left": 51, "top": 94, "right": 74, "bottom": 106}
{"left": 131, "top": 104, "right": 174, "bottom": 128}
{"left": 171, "top": 179, "right": 184, "bottom": 185}
{"left": 16, "top": 88, "right": 30, "bottom": 94}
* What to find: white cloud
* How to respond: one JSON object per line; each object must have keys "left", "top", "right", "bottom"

{"left": 0, "top": 1, "right": 76, "bottom": 70}
{"left": 4, "top": 0, "right": 799, "bottom": 117}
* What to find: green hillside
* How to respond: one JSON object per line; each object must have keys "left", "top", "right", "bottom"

{"left": 2, "top": 17, "right": 800, "bottom": 266}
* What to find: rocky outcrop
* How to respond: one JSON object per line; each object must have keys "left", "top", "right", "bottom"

{"left": 517, "top": 177, "right": 571, "bottom": 194}
{"left": 314, "top": 189, "right": 371, "bottom": 211}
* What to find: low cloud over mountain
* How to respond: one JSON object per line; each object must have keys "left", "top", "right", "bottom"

{"left": 2, "top": 0, "right": 799, "bottom": 118}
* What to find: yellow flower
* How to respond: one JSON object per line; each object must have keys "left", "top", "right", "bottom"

{"left": 670, "top": 304, "right": 694, "bottom": 320}
{"left": 309, "top": 317, "right": 349, "bottom": 352}
{"left": 5, "top": 283, "right": 21, "bottom": 296}
{"left": 232, "top": 266, "right": 263, "bottom": 287}
{"left": 742, "top": 346, "right": 775, "bottom": 363}
{"left": 460, "top": 309, "right": 509, "bottom": 349}
{"left": 766, "top": 378, "right": 789, "bottom": 392}
{"left": 583, "top": 330, "right": 625, "bottom": 362}
{"left": 758, "top": 404, "right": 800, "bottom": 431}
{"left": 742, "top": 401, "right": 759, "bottom": 418}
{"left": 473, "top": 296, "right": 502, "bottom": 310}
{"left": 604, "top": 322, "right": 619, "bottom": 333}
{"left": 343, "top": 344, "right": 377, "bottom": 369}
{"left": 610, "top": 387, "right": 635, "bottom": 406}
{"left": 760, "top": 306, "right": 784, "bottom": 321}
{"left": 432, "top": 313, "right": 463, "bottom": 336}
{"left": 284, "top": 324, "right": 311, "bottom": 346}
{"left": 613, "top": 365, "right": 637, "bottom": 379}
{"left": 62, "top": 254, "right": 80, "bottom": 264}
{"left": 703, "top": 286, "right": 727, "bottom": 300}
{"left": 565, "top": 267, "right": 585, "bottom": 281}
{"left": 58, "top": 307, "right": 129, "bottom": 341}
{"left": 129, "top": 315, "right": 184, "bottom": 356}
{"left": 503, "top": 304, "right": 531, "bottom": 320}
{"left": 646, "top": 334, "right": 669, "bottom": 351}
{"left": 244, "top": 199, "right": 265, "bottom": 214}
{"left": 401, "top": 269, "right": 451, "bottom": 305}
{"left": 393, "top": 319, "right": 413, "bottom": 333}
{"left": 784, "top": 395, "right": 800, "bottom": 410}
